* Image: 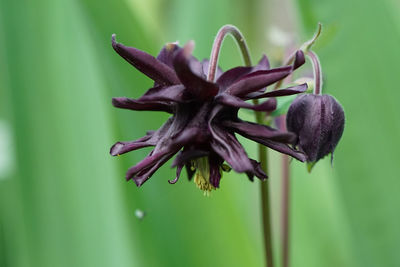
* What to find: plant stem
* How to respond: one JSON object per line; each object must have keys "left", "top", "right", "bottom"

{"left": 258, "top": 144, "right": 274, "bottom": 267}
{"left": 280, "top": 135, "right": 290, "bottom": 267}
{"left": 307, "top": 50, "right": 322, "bottom": 95}
{"left": 207, "top": 25, "right": 274, "bottom": 267}
{"left": 281, "top": 153, "right": 290, "bottom": 267}
{"left": 207, "top": 25, "right": 251, "bottom": 82}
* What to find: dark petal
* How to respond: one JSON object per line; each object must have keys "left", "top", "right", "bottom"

{"left": 112, "top": 34, "right": 179, "bottom": 85}
{"left": 139, "top": 84, "right": 190, "bottom": 103}
{"left": 287, "top": 95, "right": 345, "bottom": 162}
{"left": 128, "top": 126, "right": 199, "bottom": 186}
{"left": 208, "top": 153, "right": 224, "bottom": 188}
{"left": 252, "top": 54, "right": 270, "bottom": 71}
{"left": 293, "top": 50, "right": 306, "bottom": 69}
{"left": 216, "top": 66, "right": 253, "bottom": 91}
{"left": 156, "top": 42, "right": 180, "bottom": 68}
{"left": 185, "top": 163, "right": 195, "bottom": 181}
{"left": 201, "top": 59, "right": 223, "bottom": 80}
{"left": 208, "top": 124, "right": 253, "bottom": 173}
{"left": 110, "top": 140, "right": 152, "bottom": 156}
{"left": 326, "top": 96, "right": 345, "bottom": 156}
{"left": 226, "top": 67, "right": 292, "bottom": 96}
{"left": 112, "top": 97, "right": 173, "bottom": 113}
{"left": 110, "top": 118, "right": 173, "bottom": 156}
{"left": 168, "top": 164, "right": 183, "bottom": 184}
{"left": 127, "top": 149, "right": 178, "bottom": 186}
{"left": 171, "top": 149, "right": 209, "bottom": 168}
{"left": 247, "top": 136, "right": 306, "bottom": 162}
{"left": 170, "top": 146, "right": 211, "bottom": 185}
{"left": 317, "top": 95, "right": 345, "bottom": 161}
{"left": 247, "top": 159, "right": 268, "bottom": 180}
{"left": 286, "top": 94, "right": 321, "bottom": 161}
{"left": 172, "top": 42, "right": 219, "bottom": 100}
{"left": 215, "top": 93, "right": 277, "bottom": 111}
{"left": 223, "top": 120, "right": 296, "bottom": 143}
{"left": 247, "top": 83, "right": 308, "bottom": 99}
{"left": 216, "top": 55, "right": 270, "bottom": 92}
{"left": 209, "top": 164, "right": 222, "bottom": 188}
{"left": 226, "top": 50, "right": 305, "bottom": 96}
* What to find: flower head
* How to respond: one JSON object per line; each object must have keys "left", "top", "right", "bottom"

{"left": 286, "top": 94, "right": 345, "bottom": 167}
{"left": 110, "top": 34, "right": 307, "bottom": 192}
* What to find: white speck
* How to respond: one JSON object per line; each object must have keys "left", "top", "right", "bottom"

{"left": 134, "top": 209, "right": 145, "bottom": 220}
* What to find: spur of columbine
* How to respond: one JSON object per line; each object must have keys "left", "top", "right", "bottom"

{"left": 110, "top": 34, "right": 307, "bottom": 193}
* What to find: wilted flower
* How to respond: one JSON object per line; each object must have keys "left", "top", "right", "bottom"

{"left": 110, "top": 34, "right": 307, "bottom": 192}
{"left": 286, "top": 94, "right": 345, "bottom": 166}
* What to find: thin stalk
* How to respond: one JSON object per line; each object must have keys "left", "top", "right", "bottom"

{"left": 307, "top": 50, "right": 322, "bottom": 95}
{"left": 207, "top": 25, "right": 274, "bottom": 267}
{"left": 207, "top": 25, "right": 251, "bottom": 82}
{"left": 280, "top": 129, "right": 290, "bottom": 267}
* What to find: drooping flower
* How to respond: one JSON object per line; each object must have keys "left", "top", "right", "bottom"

{"left": 286, "top": 50, "right": 345, "bottom": 170}
{"left": 286, "top": 94, "right": 345, "bottom": 166}
{"left": 110, "top": 34, "right": 307, "bottom": 193}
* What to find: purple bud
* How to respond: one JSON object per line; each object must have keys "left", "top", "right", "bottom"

{"left": 286, "top": 94, "right": 345, "bottom": 164}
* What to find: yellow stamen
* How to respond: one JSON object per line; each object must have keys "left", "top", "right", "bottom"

{"left": 192, "top": 157, "right": 214, "bottom": 194}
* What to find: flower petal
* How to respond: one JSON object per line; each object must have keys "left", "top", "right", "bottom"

{"left": 168, "top": 164, "right": 183, "bottom": 184}
{"left": 110, "top": 139, "right": 152, "bottom": 156}
{"left": 215, "top": 93, "right": 277, "bottom": 111}
{"left": 216, "top": 66, "right": 253, "bottom": 90}
{"left": 209, "top": 124, "right": 253, "bottom": 173}
{"left": 241, "top": 133, "right": 306, "bottom": 162}
{"left": 223, "top": 120, "right": 296, "bottom": 143}
{"left": 246, "top": 159, "right": 268, "bottom": 181}
{"left": 226, "top": 50, "right": 305, "bottom": 96}
{"left": 156, "top": 42, "right": 180, "bottom": 68}
{"left": 127, "top": 126, "right": 199, "bottom": 186}
{"left": 171, "top": 148, "right": 209, "bottom": 168}
{"left": 112, "top": 97, "right": 173, "bottom": 113}
{"left": 247, "top": 83, "right": 308, "bottom": 99}
{"left": 127, "top": 149, "right": 178, "bottom": 186}
{"left": 112, "top": 34, "right": 179, "bottom": 85}
{"left": 252, "top": 54, "right": 270, "bottom": 71}
{"left": 139, "top": 85, "right": 190, "bottom": 103}
{"left": 216, "top": 55, "right": 270, "bottom": 91}
{"left": 110, "top": 118, "right": 173, "bottom": 156}
{"left": 208, "top": 153, "right": 224, "bottom": 188}
{"left": 172, "top": 42, "right": 219, "bottom": 100}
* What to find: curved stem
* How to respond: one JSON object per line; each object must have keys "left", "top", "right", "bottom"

{"left": 307, "top": 50, "right": 322, "bottom": 95}
{"left": 207, "top": 24, "right": 273, "bottom": 267}
{"left": 207, "top": 25, "right": 252, "bottom": 82}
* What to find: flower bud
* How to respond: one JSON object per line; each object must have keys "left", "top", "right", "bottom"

{"left": 286, "top": 94, "right": 345, "bottom": 168}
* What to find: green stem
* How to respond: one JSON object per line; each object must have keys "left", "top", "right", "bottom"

{"left": 207, "top": 25, "right": 274, "bottom": 267}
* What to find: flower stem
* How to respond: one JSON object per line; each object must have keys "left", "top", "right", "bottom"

{"left": 281, "top": 152, "right": 290, "bottom": 267}
{"left": 278, "top": 114, "right": 291, "bottom": 267}
{"left": 208, "top": 25, "right": 274, "bottom": 267}
{"left": 207, "top": 25, "right": 252, "bottom": 82}
{"left": 307, "top": 50, "right": 322, "bottom": 95}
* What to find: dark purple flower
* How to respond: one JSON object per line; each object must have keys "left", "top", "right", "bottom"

{"left": 110, "top": 34, "right": 307, "bottom": 193}
{"left": 286, "top": 94, "right": 345, "bottom": 169}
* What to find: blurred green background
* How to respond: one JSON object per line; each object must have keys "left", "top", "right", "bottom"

{"left": 1, "top": 0, "right": 399, "bottom": 266}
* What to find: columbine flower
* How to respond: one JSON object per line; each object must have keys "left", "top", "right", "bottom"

{"left": 286, "top": 94, "right": 345, "bottom": 166}
{"left": 110, "top": 34, "right": 307, "bottom": 193}
{"left": 286, "top": 50, "right": 345, "bottom": 170}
